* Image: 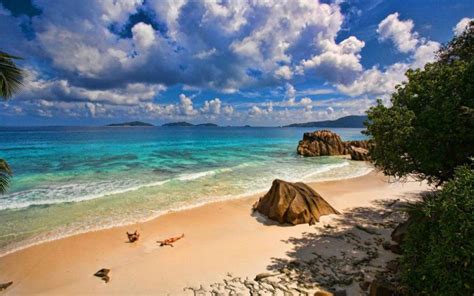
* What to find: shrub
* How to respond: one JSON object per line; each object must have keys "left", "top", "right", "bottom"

{"left": 400, "top": 166, "right": 474, "bottom": 295}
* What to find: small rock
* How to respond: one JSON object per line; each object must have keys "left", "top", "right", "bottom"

{"left": 389, "top": 244, "right": 402, "bottom": 254}
{"left": 314, "top": 290, "right": 333, "bottom": 296}
{"left": 382, "top": 241, "right": 391, "bottom": 250}
{"left": 359, "top": 281, "right": 371, "bottom": 291}
{"left": 391, "top": 218, "right": 413, "bottom": 244}
{"left": 369, "top": 279, "right": 398, "bottom": 296}
{"left": 386, "top": 260, "right": 399, "bottom": 273}
{"left": 334, "top": 290, "right": 348, "bottom": 296}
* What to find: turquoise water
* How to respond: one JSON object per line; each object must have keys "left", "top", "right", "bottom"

{"left": 0, "top": 126, "right": 370, "bottom": 255}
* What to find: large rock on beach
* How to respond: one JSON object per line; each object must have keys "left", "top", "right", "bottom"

{"left": 297, "top": 130, "right": 349, "bottom": 157}
{"left": 296, "top": 130, "right": 372, "bottom": 161}
{"left": 253, "top": 179, "right": 339, "bottom": 225}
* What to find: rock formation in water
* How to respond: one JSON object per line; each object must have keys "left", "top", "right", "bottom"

{"left": 253, "top": 179, "right": 339, "bottom": 225}
{"left": 297, "top": 130, "right": 371, "bottom": 161}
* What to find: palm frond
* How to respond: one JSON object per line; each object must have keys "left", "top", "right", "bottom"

{"left": 0, "top": 159, "right": 12, "bottom": 194}
{"left": 0, "top": 51, "right": 25, "bottom": 100}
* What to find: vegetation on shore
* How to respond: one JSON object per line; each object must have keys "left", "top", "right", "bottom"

{"left": 364, "top": 22, "right": 473, "bottom": 185}
{"left": 401, "top": 166, "right": 473, "bottom": 295}
{"left": 365, "top": 21, "right": 473, "bottom": 295}
{"left": 0, "top": 51, "right": 25, "bottom": 193}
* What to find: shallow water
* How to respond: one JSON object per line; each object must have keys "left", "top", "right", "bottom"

{"left": 0, "top": 126, "right": 370, "bottom": 255}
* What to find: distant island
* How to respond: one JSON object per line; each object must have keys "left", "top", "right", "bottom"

{"left": 106, "top": 121, "right": 154, "bottom": 127}
{"left": 283, "top": 115, "right": 367, "bottom": 128}
{"left": 162, "top": 122, "right": 219, "bottom": 127}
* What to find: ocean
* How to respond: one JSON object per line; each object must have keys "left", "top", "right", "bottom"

{"left": 0, "top": 126, "right": 370, "bottom": 255}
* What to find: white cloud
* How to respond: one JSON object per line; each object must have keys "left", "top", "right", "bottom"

{"left": 298, "top": 36, "right": 365, "bottom": 84}
{"left": 18, "top": 68, "right": 167, "bottom": 105}
{"left": 453, "top": 17, "right": 472, "bottom": 36}
{"left": 193, "top": 48, "right": 217, "bottom": 59}
{"left": 178, "top": 93, "right": 197, "bottom": 116}
{"left": 222, "top": 105, "right": 234, "bottom": 117}
{"left": 132, "top": 22, "right": 156, "bottom": 50}
{"left": 284, "top": 83, "right": 296, "bottom": 106}
{"left": 377, "top": 12, "right": 418, "bottom": 53}
{"left": 300, "top": 97, "right": 312, "bottom": 105}
{"left": 274, "top": 65, "right": 293, "bottom": 80}
{"left": 338, "top": 13, "right": 440, "bottom": 97}
{"left": 200, "top": 98, "right": 222, "bottom": 115}
{"left": 412, "top": 41, "right": 440, "bottom": 69}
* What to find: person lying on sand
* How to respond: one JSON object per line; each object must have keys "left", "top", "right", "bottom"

{"left": 157, "top": 233, "right": 184, "bottom": 247}
{"left": 126, "top": 230, "right": 140, "bottom": 243}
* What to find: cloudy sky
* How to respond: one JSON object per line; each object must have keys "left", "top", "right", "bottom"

{"left": 0, "top": 0, "right": 472, "bottom": 126}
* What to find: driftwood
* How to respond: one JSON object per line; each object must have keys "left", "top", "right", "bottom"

{"left": 94, "top": 268, "right": 110, "bottom": 283}
{"left": 254, "top": 272, "right": 279, "bottom": 282}
{"left": 157, "top": 233, "right": 184, "bottom": 247}
{"left": 126, "top": 230, "right": 140, "bottom": 243}
{"left": 0, "top": 282, "right": 13, "bottom": 291}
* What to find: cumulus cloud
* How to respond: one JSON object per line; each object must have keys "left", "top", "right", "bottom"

{"left": 298, "top": 36, "right": 365, "bottom": 84}
{"left": 274, "top": 65, "right": 293, "bottom": 80}
{"left": 132, "top": 22, "right": 156, "bottom": 50}
{"left": 338, "top": 13, "right": 440, "bottom": 97}
{"left": 300, "top": 97, "right": 312, "bottom": 105}
{"left": 177, "top": 93, "right": 197, "bottom": 116}
{"left": 377, "top": 12, "right": 418, "bottom": 53}
{"left": 284, "top": 83, "right": 297, "bottom": 106}
{"left": 453, "top": 17, "right": 472, "bottom": 35}
{"left": 0, "top": 0, "right": 351, "bottom": 94}
{"left": 0, "top": 1, "right": 454, "bottom": 124}
{"left": 200, "top": 98, "right": 222, "bottom": 115}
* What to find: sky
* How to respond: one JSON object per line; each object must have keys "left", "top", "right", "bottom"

{"left": 0, "top": 0, "right": 472, "bottom": 126}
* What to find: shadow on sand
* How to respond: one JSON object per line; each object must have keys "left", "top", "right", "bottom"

{"left": 260, "top": 193, "right": 425, "bottom": 292}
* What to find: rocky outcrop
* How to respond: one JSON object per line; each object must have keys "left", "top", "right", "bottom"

{"left": 253, "top": 179, "right": 339, "bottom": 225}
{"left": 297, "top": 130, "right": 372, "bottom": 161}
{"left": 391, "top": 217, "right": 413, "bottom": 245}
{"left": 350, "top": 146, "right": 370, "bottom": 161}
{"left": 297, "top": 130, "right": 349, "bottom": 156}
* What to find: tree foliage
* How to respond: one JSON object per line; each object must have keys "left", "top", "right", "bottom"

{"left": 0, "top": 51, "right": 25, "bottom": 100}
{"left": 364, "top": 21, "right": 474, "bottom": 184}
{"left": 0, "top": 51, "right": 24, "bottom": 193}
{"left": 400, "top": 166, "right": 474, "bottom": 295}
{"left": 0, "top": 159, "right": 12, "bottom": 194}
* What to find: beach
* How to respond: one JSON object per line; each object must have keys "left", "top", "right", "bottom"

{"left": 0, "top": 171, "right": 428, "bottom": 295}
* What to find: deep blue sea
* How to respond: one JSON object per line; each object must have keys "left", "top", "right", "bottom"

{"left": 0, "top": 126, "right": 370, "bottom": 254}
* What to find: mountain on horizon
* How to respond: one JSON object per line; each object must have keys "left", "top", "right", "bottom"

{"left": 106, "top": 121, "right": 154, "bottom": 127}
{"left": 162, "top": 122, "right": 219, "bottom": 127}
{"left": 283, "top": 115, "right": 368, "bottom": 128}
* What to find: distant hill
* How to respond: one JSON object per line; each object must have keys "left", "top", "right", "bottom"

{"left": 283, "top": 115, "right": 368, "bottom": 128}
{"left": 106, "top": 121, "right": 154, "bottom": 127}
{"left": 162, "top": 122, "right": 219, "bottom": 127}
{"left": 162, "top": 121, "right": 194, "bottom": 127}
{"left": 195, "top": 123, "right": 219, "bottom": 127}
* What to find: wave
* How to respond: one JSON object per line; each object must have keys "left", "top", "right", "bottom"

{"left": 0, "top": 160, "right": 362, "bottom": 211}
{"left": 0, "top": 166, "right": 239, "bottom": 211}
{"left": 301, "top": 162, "right": 350, "bottom": 180}
{"left": 0, "top": 179, "right": 171, "bottom": 211}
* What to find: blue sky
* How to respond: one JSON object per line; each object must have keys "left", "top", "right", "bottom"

{"left": 0, "top": 0, "right": 472, "bottom": 126}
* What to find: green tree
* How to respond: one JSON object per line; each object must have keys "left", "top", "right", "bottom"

{"left": 364, "top": 21, "right": 474, "bottom": 185}
{"left": 400, "top": 166, "right": 474, "bottom": 295}
{"left": 0, "top": 51, "right": 25, "bottom": 193}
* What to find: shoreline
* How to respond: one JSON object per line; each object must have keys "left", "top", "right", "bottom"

{"left": 0, "top": 163, "right": 373, "bottom": 258}
{"left": 0, "top": 171, "right": 428, "bottom": 295}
